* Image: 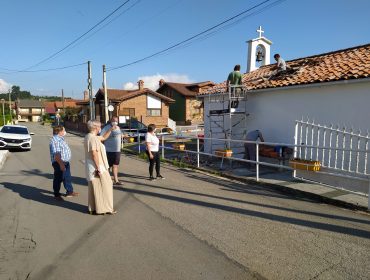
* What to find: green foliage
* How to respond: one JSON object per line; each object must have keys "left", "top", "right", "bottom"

{"left": 138, "top": 152, "right": 148, "bottom": 160}
{"left": 0, "top": 85, "right": 61, "bottom": 101}
{"left": 0, "top": 115, "right": 12, "bottom": 126}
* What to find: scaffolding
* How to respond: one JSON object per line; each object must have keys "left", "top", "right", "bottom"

{"left": 207, "top": 85, "right": 249, "bottom": 154}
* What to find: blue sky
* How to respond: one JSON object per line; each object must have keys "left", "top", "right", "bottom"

{"left": 0, "top": 0, "right": 369, "bottom": 98}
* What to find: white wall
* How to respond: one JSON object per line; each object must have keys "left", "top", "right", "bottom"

{"left": 147, "top": 95, "right": 161, "bottom": 109}
{"left": 204, "top": 80, "right": 370, "bottom": 152}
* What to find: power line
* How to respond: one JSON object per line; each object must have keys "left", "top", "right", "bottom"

{"left": 24, "top": 0, "right": 132, "bottom": 71}
{"left": 47, "top": 0, "right": 142, "bottom": 61}
{"left": 108, "top": 0, "right": 281, "bottom": 71}
{"left": 0, "top": 62, "right": 87, "bottom": 74}
{"left": 163, "top": 0, "right": 287, "bottom": 56}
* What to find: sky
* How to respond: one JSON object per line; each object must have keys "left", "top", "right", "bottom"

{"left": 0, "top": 0, "right": 369, "bottom": 99}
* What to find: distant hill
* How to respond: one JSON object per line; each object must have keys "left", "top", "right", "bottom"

{"left": 0, "top": 85, "right": 61, "bottom": 102}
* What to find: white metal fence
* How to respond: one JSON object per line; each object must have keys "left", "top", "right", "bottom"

{"left": 294, "top": 118, "right": 370, "bottom": 176}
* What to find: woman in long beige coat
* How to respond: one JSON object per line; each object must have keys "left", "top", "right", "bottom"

{"left": 84, "top": 120, "right": 117, "bottom": 215}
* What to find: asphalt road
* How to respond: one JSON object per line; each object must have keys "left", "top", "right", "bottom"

{"left": 0, "top": 123, "right": 369, "bottom": 280}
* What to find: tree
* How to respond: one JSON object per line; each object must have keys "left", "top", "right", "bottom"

{"left": 11, "top": 85, "right": 31, "bottom": 100}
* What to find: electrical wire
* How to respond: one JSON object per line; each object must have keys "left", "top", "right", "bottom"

{"left": 0, "top": 62, "right": 87, "bottom": 74}
{"left": 161, "top": 0, "right": 287, "bottom": 56}
{"left": 47, "top": 0, "right": 142, "bottom": 61}
{"left": 23, "top": 0, "right": 132, "bottom": 71}
{"left": 108, "top": 0, "right": 281, "bottom": 71}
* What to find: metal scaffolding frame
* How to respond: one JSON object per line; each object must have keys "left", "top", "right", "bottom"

{"left": 206, "top": 85, "right": 249, "bottom": 153}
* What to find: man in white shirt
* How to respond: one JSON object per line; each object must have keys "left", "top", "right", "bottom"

{"left": 273, "top": 53, "right": 286, "bottom": 71}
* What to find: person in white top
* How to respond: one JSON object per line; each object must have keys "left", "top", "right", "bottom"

{"left": 145, "top": 124, "right": 164, "bottom": 180}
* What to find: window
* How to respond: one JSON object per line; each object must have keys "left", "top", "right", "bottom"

{"left": 147, "top": 109, "right": 161, "bottom": 116}
{"left": 120, "top": 108, "right": 135, "bottom": 117}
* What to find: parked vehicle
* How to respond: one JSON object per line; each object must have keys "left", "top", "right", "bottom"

{"left": 0, "top": 125, "right": 33, "bottom": 151}
{"left": 119, "top": 120, "right": 147, "bottom": 141}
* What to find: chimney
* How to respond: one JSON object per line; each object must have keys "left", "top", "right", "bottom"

{"left": 84, "top": 90, "right": 89, "bottom": 100}
{"left": 138, "top": 80, "right": 144, "bottom": 90}
{"left": 159, "top": 79, "right": 165, "bottom": 88}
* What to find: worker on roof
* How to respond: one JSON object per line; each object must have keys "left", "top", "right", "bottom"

{"left": 226, "top": 64, "right": 243, "bottom": 92}
{"left": 273, "top": 54, "right": 286, "bottom": 72}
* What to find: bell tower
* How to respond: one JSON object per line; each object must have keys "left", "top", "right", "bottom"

{"left": 246, "top": 26, "right": 272, "bottom": 73}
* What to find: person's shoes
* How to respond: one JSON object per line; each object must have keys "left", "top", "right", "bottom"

{"left": 88, "top": 210, "right": 97, "bottom": 215}
{"left": 156, "top": 175, "right": 165, "bottom": 180}
{"left": 54, "top": 196, "right": 64, "bottom": 201}
{"left": 106, "top": 210, "right": 118, "bottom": 215}
{"left": 149, "top": 176, "right": 156, "bottom": 181}
{"left": 114, "top": 181, "right": 124, "bottom": 186}
{"left": 65, "top": 192, "right": 79, "bottom": 197}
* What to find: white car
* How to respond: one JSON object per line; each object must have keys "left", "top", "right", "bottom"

{"left": 0, "top": 125, "right": 33, "bottom": 151}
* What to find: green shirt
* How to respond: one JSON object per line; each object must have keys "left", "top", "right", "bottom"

{"left": 227, "top": 71, "right": 242, "bottom": 85}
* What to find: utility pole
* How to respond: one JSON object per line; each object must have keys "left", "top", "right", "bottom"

{"left": 1, "top": 99, "right": 5, "bottom": 125}
{"left": 61, "top": 89, "right": 65, "bottom": 114}
{"left": 8, "top": 89, "right": 11, "bottom": 122}
{"left": 87, "top": 61, "right": 94, "bottom": 120}
{"left": 102, "top": 65, "right": 109, "bottom": 123}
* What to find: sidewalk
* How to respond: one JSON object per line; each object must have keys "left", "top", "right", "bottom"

{"left": 223, "top": 167, "right": 369, "bottom": 211}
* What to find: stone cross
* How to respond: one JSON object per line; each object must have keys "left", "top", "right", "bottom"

{"left": 257, "top": 26, "right": 264, "bottom": 38}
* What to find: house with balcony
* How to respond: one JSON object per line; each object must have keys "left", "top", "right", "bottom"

{"left": 16, "top": 99, "right": 44, "bottom": 122}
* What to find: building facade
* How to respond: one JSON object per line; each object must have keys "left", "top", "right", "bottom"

{"left": 157, "top": 80, "right": 214, "bottom": 125}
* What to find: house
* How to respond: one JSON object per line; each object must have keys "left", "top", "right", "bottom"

{"left": 16, "top": 99, "right": 45, "bottom": 122}
{"left": 94, "top": 80, "right": 175, "bottom": 127}
{"left": 156, "top": 79, "right": 214, "bottom": 125}
{"left": 200, "top": 29, "right": 370, "bottom": 151}
{"left": 54, "top": 99, "right": 83, "bottom": 114}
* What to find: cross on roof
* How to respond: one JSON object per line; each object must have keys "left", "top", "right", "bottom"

{"left": 257, "top": 26, "right": 264, "bottom": 38}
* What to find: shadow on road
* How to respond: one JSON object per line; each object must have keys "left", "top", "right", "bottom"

{"left": 21, "top": 169, "right": 87, "bottom": 186}
{"left": 121, "top": 182, "right": 370, "bottom": 226}
{"left": 115, "top": 184, "right": 370, "bottom": 239}
{"left": 2, "top": 182, "right": 87, "bottom": 214}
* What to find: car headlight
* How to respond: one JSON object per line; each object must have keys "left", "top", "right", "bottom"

{"left": 0, "top": 137, "right": 4, "bottom": 141}
{"left": 23, "top": 138, "right": 31, "bottom": 142}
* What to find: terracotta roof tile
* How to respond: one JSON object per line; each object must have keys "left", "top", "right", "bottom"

{"left": 157, "top": 81, "right": 215, "bottom": 97}
{"left": 96, "top": 88, "right": 175, "bottom": 103}
{"left": 201, "top": 43, "right": 370, "bottom": 95}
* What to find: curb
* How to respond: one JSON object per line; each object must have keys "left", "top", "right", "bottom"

{"left": 0, "top": 150, "right": 10, "bottom": 170}
{"left": 122, "top": 149, "right": 369, "bottom": 213}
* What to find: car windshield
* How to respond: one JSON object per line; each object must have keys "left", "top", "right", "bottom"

{"left": 1, "top": 126, "right": 29, "bottom": 134}
{"left": 119, "top": 121, "right": 146, "bottom": 130}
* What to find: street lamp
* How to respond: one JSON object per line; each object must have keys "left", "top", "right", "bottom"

{"left": 1, "top": 99, "right": 5, "bottom": 125}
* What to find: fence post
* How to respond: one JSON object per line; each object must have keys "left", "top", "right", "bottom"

{"left": 197, "top": 136, "right": 200, "bottom": 168}
{"left": 162, "top": 135, "right": 165, "bottom": 159}
{"left": 138, "top": 134, "right": 141, "bottom": 154}
{"left": 293, "top": 121, "right": 298, "bottom": 178}
{"left": 256, "top": 142, "right": 260, "bottom": 182}
{"left": 368, "top": 178, "right": 370, "bottom": 211}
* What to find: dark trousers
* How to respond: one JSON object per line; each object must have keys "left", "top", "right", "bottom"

{"left": 244, "top": 143, "right": 256, "bottom": 168}
{"left": 146, "top": 151, "right": 160, "bottom": 177}
{"left": 52, "top": 161, "right": 73, "bottom": 197}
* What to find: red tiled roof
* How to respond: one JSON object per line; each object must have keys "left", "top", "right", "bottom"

{"left": 202, "top": 43, "right": 370, "bottom": 95}
{"left": 54, "top": 100, "right": 83, "bottom": 108}
{"left": 158, "top": 81, "right": 215, "bottom": 97}
{"left": 45, "top": 107, "right": 56, "bottom": 114}
{"left": 96, "top": 88, "right": 175, "bottom": 103}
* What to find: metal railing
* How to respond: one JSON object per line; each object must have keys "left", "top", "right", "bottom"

{"left": 159, "top": 134, "right": 369, "bottom": 209}
{"left": 123, "top": 133, "right": 370, "bottom": 209}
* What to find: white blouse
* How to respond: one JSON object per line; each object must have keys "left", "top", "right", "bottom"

{"left": 145, "top": 132, "right": 159, "bottom": 152}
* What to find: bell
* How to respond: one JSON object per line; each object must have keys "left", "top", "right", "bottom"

{"left": 256, "top": 50, "right": 263, "bottom": 62}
